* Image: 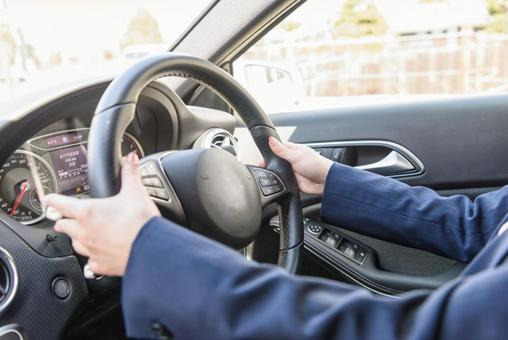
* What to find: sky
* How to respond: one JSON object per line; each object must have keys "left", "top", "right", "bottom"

{"left": 1, "top": 0, "right": 211, "bottom": 59}
{"left": 2, "top": 0, "right": 494, "bottom": 65}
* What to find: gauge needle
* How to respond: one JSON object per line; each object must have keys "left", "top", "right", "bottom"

{"left": 10, "top": 181, "right": 29, "bottom": 216}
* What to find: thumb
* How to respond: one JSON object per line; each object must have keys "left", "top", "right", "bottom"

{"left": 268, "top": 137, "right": 297, "bottom": 162}
{"left": 120, "top": 152, "right": 144, "bottom": 194}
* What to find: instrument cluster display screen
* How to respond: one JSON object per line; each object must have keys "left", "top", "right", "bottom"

{"left": 45, "top": 131, "right": 86, "bottom": 148}
{"left": 34, "top": 129, "right": 142, "bottom": 197}
{"left": 1, "top": 128, "right": 144, "bottom": 224}
{"left": 50, "top": 144, "right": 89, "bottom": 195}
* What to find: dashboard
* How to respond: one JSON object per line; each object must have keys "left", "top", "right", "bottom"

{"left": 0, "top": 77, "right": 237, "bottom": 339}
{"left": 0, "top": 82, "right": 180, "bottom": 226}
{"left": 0, "top": 81, "right": 236, "bottom": 228}
{"left": 0, "top": 128, "right": 144, "bottom": 224}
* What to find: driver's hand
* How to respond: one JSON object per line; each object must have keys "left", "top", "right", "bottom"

{"left": 43, "top": 152, "right": 160, "bottom": 276}
{"left": 263, "top": 137, "right": 333, "bottom": 195}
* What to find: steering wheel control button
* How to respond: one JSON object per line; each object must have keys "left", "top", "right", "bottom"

{"left": 307, "top": 224, "right": 323, "bottom": 235}
{"left": 261, "top": 186, "right": 275, "bottom": 196}
{"left": 143, "top": 176, "right": 164, "bottom": 188}
{"left": 52, "top": 277, "right": 70, "bottom": 299}
{"left": 265, "top": 173, "right": 280, "bottom": 186}
{"left": 145, "top": 186, "right": 170, "bottom": 201}
{"left": 141, "top": 163, "right": 158, "bottom": 177}
{"left": 146, "top": 188, "right": 158, "bottom": 197}
{"left": 250, "top": 167, "right": 285, "bottom": 196}
{"left": 154, "top": 189, "right": 169, "bottom": 200}
{"left": 259, "top": 177, "right": 271, "bottom": 187}
{"left": 140, "top": 163, "right": 171, "bottom": 202}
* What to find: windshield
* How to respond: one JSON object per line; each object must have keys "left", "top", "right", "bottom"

{"left": 0, "top": 0, "right": 210, "bottom": 101}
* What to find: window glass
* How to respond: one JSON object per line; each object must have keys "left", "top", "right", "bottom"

{"left": 234, "top": 0, "right": 508, "bottom": 114}
{"left": 0, "top": 0, "right": 211, "bottom": 102}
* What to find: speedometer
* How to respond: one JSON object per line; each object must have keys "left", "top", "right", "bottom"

{"left": 0, "top": 151, "right": 58, "bottom": 224}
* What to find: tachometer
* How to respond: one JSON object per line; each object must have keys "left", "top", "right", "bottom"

{"left": 0, "top": 151, "right": 58, "bottom": 224}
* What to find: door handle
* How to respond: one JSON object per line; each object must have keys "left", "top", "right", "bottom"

{"left": 357, "top": 151, "right": 415, "bottom": 175}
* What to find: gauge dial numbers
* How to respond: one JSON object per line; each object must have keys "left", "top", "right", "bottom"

{"left": 0, "top": 151, "right": 58, "bottom": 224}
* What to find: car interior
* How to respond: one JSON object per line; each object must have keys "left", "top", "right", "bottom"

{"left": 1, "top": 0, "right": 507, "bottom": 339}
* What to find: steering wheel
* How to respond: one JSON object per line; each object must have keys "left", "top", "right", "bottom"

{"left": 87, "top": 53, "right": 303, "bottom": 273}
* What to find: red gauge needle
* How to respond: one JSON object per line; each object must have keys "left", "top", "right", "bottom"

{"left": 10, "top": 181, "right": 29, "bottom": 216}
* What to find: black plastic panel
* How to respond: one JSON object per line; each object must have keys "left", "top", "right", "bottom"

{"left": 271, "top": 94, "right": 508, "bottom": 189}
{"left": 0, "top": 221, "right": 86, "bottom": 340}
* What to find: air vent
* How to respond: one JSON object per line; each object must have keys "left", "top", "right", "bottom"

{"left": 0, "top": 247, "right": 18, "bottom": 315}
{"left": 193, "top": 128, "right": 239, "bottom": 158}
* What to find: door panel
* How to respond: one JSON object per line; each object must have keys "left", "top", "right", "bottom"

{"left": 271, "top": 94, "right": 508, "bottom": 190}
{"left": 260, "top": 94, "right": 508, "bottom": 294}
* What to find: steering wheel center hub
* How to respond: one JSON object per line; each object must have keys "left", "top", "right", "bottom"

{"left": 161, "top": 148, "right": 262, "bottom": 249}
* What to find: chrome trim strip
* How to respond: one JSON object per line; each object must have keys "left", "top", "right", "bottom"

{"left": 357, "top": 150, "right": 415, "bottom": 174}
{"left": 306, "top": 140, "right": 425, "bottom": 178}
{"left": 0, "top": 325, "right": 25, "bottom": 340}
{"left": 304, "top": 246, "right": 398, "bottom": 298}
{"left": 193, "top": 128, "right": 240, "bottom": 159}
{"left": 243, "top": 242, "right": 255, "bottom": 261}
{"left": 0, "top": 247, "right": 20, "bottom": 315}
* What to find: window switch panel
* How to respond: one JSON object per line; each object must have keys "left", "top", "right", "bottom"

{"left": 319, "top": 230, "right": 342, "bottom": 248}
{"left": 337, "top": 239, "right": 367, "bottom": 265}
{"left": 304, "top": 218, "right": 369, "bottom": 265}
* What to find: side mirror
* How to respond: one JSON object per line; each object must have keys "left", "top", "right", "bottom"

{"left": 233, "top": 61, "right": 305, "bottom": 112}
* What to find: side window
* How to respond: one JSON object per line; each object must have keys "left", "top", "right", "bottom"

{"left": 233, "top": 0, "right": 508, "bottom": 114}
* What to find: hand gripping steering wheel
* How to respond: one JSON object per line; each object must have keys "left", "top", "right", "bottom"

{"left": 87, "top": 53, "right": 303, "bottom": 273}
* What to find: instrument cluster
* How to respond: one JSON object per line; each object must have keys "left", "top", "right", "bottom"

{"left": 0, "top": 128, "right": 144, "bottom": 225}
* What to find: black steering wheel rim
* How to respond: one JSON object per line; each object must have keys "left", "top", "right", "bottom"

{"left": 88, "top": 53, "right": 303, "bottom": 273}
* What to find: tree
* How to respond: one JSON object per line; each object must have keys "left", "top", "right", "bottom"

{"left": 486, "top": 0, "right": 508, "bottom": 33}
{"left": 331, "top": 0, "right": 387, "bottom": 38}
{"left": 120, "top": 9, "right": 163, "bottom": 49}
{"left": 0, "top": 24, "right": 16, "bottom": 66}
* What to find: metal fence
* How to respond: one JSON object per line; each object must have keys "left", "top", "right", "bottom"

{"left": 243, "top": 31, "right": 508, "bottom": 97}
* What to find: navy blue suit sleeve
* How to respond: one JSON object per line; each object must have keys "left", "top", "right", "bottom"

{"left": 321, "top": 163, "right": 508, "bottom": 262}
{"left": 122, "top": 217, "right": 508, "bottom": 339}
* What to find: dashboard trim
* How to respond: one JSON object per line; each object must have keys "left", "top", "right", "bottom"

{"left": 25, "top": 128, "right": 145, "bottom": 157}
{"left": 26, "top": 128, "right": 89, "bottom": 152}
{"left": 0, "top": 247, "right": 20, "bottom": 315}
